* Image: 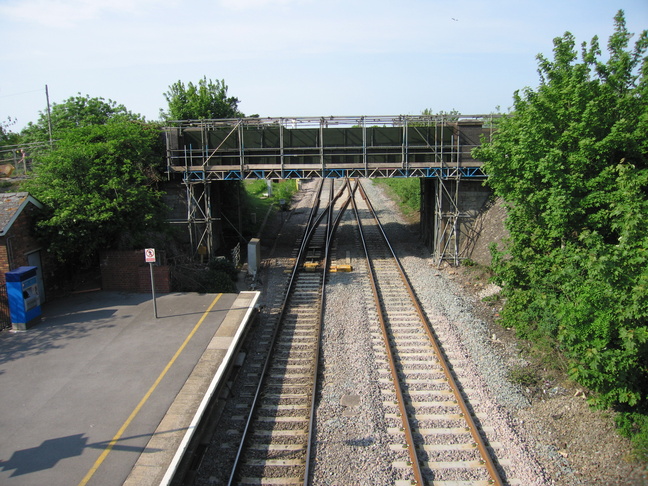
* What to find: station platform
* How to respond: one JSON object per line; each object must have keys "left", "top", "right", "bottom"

{"left": 0, "top": 290, "right": 259, "bottom": 486}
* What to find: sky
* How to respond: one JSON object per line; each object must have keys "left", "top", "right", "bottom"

{"left": 1, "top": 0, "right": 647, "bottom": 131}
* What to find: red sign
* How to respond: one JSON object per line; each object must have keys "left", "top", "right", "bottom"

{"left": 145, "top": 248, "right": 156, "bottom": 263}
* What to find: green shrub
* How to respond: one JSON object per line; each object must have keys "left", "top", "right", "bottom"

{"left": 209, "top": 257, "right": 238, "bottom": 280}
{"left": 616, "top": 411, "right": 648, "bottom": 462}
{"left": 475, "top": 12, "right": 648, "bottom": 459}
{"left": 509, "top": 366, "right": 539, "bottom": 387}
{"left": 172, "top": 263, "right": 237, "bottom": 293}
{"left": 209, "top": 270, "right": 237, "bottom": 293}
{"left": 245, "top": 179, "right": 268, "bottom": 197}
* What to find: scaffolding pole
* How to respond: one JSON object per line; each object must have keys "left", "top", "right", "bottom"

{"left": 434, "top": 123, "right": 464, "bottom": 266}
{"left": 185, "top": 177, "right": 213, "bottom": 258}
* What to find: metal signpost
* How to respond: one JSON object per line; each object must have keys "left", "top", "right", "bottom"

{"left": 145, "top": 248, "right": 158, "bottom": 318}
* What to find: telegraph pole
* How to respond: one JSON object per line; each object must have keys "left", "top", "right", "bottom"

{"left": 45, "top": 85, "right": 53, "bottom": 147}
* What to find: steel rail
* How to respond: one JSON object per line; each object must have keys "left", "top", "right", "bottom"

{"left": 301, "top": 179, "right": 350, "bottom": 256}
{"left": 227, "top": 179, "right": 351, "bottom": 485}
{"left": 303, "top": 178, "right": 335, "bottom": 485}
{"left": 350, "top": 184, "right": 426, "bottom": 486}
{"left": 226, "top": 179, "right": 326, "bottom": 486}
{"left": 357, "top": 180, "right": 504, "bottom": 486}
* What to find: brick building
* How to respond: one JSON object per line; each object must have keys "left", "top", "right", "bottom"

{"left": 0, "top": 193, "right": 47, "bottom": 324}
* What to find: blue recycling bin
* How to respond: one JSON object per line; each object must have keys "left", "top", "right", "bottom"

{"left": 6, "top": 266, "right": 41, "bottom": 330}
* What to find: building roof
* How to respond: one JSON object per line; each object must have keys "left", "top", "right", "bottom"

{"left": 0, "top": 192, "right": 43, "bottom": 236}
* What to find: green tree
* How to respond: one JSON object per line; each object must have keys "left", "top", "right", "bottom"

{"left": 474, "top": 10, "right": 648, "bottom": 414}
{"left": 22, "top": 118, "right": 166, "bottom": 268}
{"left": 0, "top": 117, "right": 20, "bottom": 146}
{"left": 21, "top": 94, "right": 139, "bottom": 143}
{"left": 161, "top": 77, "right": 243, "bottom": 120}
{"left": 161, "top": 77, "right": 250, "bottom": 257}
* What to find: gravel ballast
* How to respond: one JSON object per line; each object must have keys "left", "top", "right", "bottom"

{"left": 196, "top": 179, "right": 647, "bottom": 485}
{"left": 310, "top": 181, "right": 546, "bottom": 485}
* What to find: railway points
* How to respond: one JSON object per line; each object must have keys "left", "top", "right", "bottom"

{"left": 0, "top": 289, "right": 258, "bottom": 486}
{"left": 197, "top": 179, "right": 514, "bottom": 485}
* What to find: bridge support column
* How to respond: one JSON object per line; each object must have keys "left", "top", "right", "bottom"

{"left": 420, "top": 178, "right": 491, "bottom": 266}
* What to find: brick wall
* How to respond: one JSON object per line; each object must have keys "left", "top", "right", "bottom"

{"left": 0, "top": 245, "right": 9, "bottom": 289}
{"left": 7, "top": 204, "right": 42, "bottom": 267}
{"left": 100, "top": 250, "right": 171, "bottom": 293}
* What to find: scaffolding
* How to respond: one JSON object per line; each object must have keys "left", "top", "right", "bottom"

{"left": 163, "top": 114, "right": 497, "bottom": 262}
{"left": 184, "top": 171, "right": 214, "bottom": 258}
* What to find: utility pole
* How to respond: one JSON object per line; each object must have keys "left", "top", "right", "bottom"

{"left": 45, "top": 85, "right": 53, "bottom": 147}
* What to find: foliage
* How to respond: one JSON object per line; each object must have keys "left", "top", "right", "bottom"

{"left": 208, "top": 271, "right": 237, "bottom": 293}
{"left": 616, "top": 411, "right": 648, "bottom": 462}
{"left": 509, "top": 365, "right": 539, "bottom": 387}
{"left": 171, "top": 262, "right": 237, "bottom": 293}
{"left": 161, "top": 77, "right": 244, "bottom": 121}
{"left": 21, "top": 94, "right": 139, "bottom": 143}
{"left": 272, "top": 179, "right": 299, "bottom": 206}
{"left": 209, "top": 257, "right": 238, "bottom": 280}
{"left": 474, "top": 10, "right": 648, "bottom": 450}
{"left": 245, "top": 179, "right": 298, "bottom": 205}
{"left": 22, "top": 118, "right": 167, "bottom": 269}
{"left": 420, "top": 107, "right": 460, "bottom": 121}
{"left": 241, "top": 179, "right": 298, "bottom": 236}
{"left": 245, "top": 179, "right": 270, "bottom": 197}
{"left": 0, "top": 117, "right": 20, "bottom": 146}
{"left": 374, "top": 178, "right": 420, "bottom": 214}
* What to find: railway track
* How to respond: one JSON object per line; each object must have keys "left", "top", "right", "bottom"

{"left": 352, "top": 180, "right": 503, "bottom": 485}
{"left": 194, "top": 178, "right": 515, "bottom": 485}
{"left": 225, "top": 179, "right": 353, "bottom": 485}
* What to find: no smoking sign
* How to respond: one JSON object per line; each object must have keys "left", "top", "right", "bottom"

{"left": 145, "top": 248, "right": 156, "bottom": 263}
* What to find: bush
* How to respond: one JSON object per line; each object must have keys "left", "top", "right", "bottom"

{"left": 475, "top": 11, "right": 648, "bottom": 457}
{"left": 172, "top": 262, "right": 237, "bottom": 293}
{"left": 209, "top": 257, "right": 238, "bottom": 280}
{"left": 241, "top": 179, "right": 299, "bottom": 237}
{"left": 616, "top": 411, "right": 648, "bottom": 462}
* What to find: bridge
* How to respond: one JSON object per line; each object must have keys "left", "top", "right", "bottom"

{"left": 163, "top": 114, "right": 496, "bottom": 180}
{"left": 163, "top": 114, "right": 499, "bottom": 265}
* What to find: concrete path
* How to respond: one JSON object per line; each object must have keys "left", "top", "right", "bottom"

{"left": 0, "top": 290, "right": 249, "bottom": 486}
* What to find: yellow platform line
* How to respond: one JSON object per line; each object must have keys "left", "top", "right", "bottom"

{"left": 77, "top": 293, "right": 223, "bottom": 486}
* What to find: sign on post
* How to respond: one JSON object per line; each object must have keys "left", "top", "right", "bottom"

{"left": 145, "top": 248, "right": 158, "bottom": 318}
{"left": 145, "top": 248, "right": 156, "bottom": 263}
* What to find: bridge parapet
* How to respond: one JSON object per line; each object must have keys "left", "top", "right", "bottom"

{"left": 164, "top": 115, "right": 498, "bottom": 180}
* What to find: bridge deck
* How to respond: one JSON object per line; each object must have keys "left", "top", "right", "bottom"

{"left": 164, "top": 115, "right": 496, "bottom": 180}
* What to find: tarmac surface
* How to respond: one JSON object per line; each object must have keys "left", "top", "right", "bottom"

{"left": 0, "top": 289, "right": 257, "bottom": 486}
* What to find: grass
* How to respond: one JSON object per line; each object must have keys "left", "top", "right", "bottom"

{"left": 373, "top": 178, "right": 420, "bottom": 215}
{"left": 242, "top": 179, "right": 299, "bottom": 236}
